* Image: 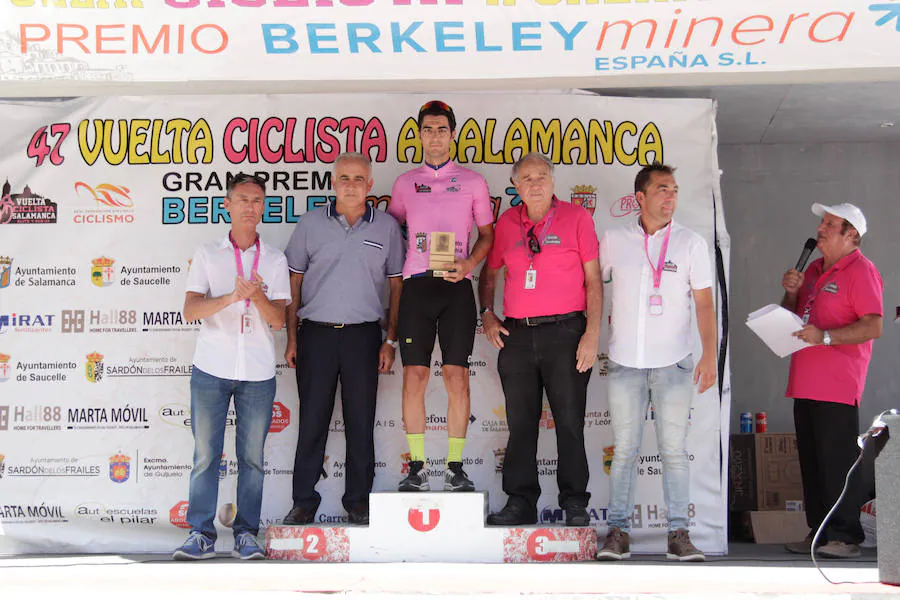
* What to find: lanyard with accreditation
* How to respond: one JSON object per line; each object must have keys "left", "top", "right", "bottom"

{"left": 519, "top": 202, "right": 557, "bottom": 290}
{"left": 644, "top": 222, "right": 672, "bottom": 316}
{"left": 230, "top": 232, "right": 261, "bottom": 334}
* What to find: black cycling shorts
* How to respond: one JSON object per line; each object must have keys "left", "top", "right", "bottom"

{"left": 397, "top": 276, "right": 477, "bottom": 368}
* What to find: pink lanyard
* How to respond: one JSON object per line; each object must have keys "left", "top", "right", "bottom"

{"left": 518, "top": 201, "right": 557, "bottom": 261}
{"left": 230, "top": 233, "right": 260, "bottom": 311}
{"left": 801, "top": 266, "right": 834, "bottom": 322}
{"left": 643, "top": 222, "right": 672, "bottom": 290}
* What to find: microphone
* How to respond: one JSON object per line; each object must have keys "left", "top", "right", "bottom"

{"left": 795, "top": 238, "right": 817, "bottom": 271}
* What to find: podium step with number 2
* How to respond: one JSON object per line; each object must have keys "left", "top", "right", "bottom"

{"left": 266, "top": 491, "right": 597, "bottom": 563}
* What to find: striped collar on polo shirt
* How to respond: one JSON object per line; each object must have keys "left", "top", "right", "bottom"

{"left": 325, "top": 199, "right": 375, "bottom": 223}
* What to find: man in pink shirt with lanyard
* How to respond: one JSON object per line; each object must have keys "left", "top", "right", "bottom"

{"left": 479, "top": 152, "right": 602, "bottom": 526}
{"left": 781, "top": 203, "right": 883, "bottom": 559}
{"left": 388, "top": 100, "right": 494, "bottom": 492}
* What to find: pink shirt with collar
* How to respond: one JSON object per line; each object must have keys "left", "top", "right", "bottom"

{"left": 487, "top": 198, "right": 599, "bottom": 319}
{"left": 786, "top": 250, "right": 883, "bottom": 405}
{"left": 388, "top": 161, "right": 493, "bottom": 279}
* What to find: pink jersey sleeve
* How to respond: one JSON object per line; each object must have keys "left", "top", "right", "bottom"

{"left": 471, "top": 173, "right": 494, "bottom": 228}
{"left": 388, "top": 175, "right": 407, "bottom": 224}
{"left": 487, "top": 210, "right": 514, "bottom": 270}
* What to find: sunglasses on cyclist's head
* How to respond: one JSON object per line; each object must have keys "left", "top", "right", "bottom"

{"left": 420, "top": 100, "right": 452, "bottom": 113}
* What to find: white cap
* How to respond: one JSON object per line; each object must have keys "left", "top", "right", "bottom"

{"left": 811, "top": 202, "right": 867, "bottom": 237}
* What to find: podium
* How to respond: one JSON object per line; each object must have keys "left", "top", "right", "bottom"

{"left": 266, "top": 492, "right": 597, "bottom": 563}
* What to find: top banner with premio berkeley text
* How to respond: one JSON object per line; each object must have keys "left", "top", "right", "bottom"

{"left": 1, "top": 1, "right": 900, "bottom": 95}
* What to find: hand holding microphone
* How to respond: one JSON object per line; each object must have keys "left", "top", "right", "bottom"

{"left": 782, "top": 238, "right": 817, "bottom": 295}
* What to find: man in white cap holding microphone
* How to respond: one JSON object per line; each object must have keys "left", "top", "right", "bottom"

{"left": 781, "top": 202, "right": 883, "bottom": 559}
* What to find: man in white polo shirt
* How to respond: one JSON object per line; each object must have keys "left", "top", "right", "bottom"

{"left": 173, "top": 173, "right": 291, "bottom": 561}
{"left": 596, "top": 163, "right": 716, "bottom": 562}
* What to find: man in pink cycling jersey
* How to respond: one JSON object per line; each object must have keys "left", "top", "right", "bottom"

{"left": 388, "top": 100, "right": 494, "bottom": 492}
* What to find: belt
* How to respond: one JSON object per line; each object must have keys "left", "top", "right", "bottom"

{"left": 506, "top": 311, "right": 583, "bottom": 327}
{"left": 409, "top": 270, "right": 454, "bottom": 279}
{"left": 302, "top": 319, "right": 378, "bottom": 329}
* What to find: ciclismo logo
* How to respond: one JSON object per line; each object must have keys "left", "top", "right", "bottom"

{"left": 73, "top": 182, "right": 136, "bottom": 225}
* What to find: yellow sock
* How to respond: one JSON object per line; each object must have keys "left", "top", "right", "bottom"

{"left": 447, "top": 437, "right": 466, "bottom": 465}
{"left": 407, "top": 433, "right": 425, "bottom": 463}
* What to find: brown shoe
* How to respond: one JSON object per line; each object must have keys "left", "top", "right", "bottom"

{"left": 596, "top": 527, "right": 630, "bottom": 560}
{"left": 816, "top": 541, "right": 862, "bottom": 559}
{"left": 667, "top": 529, "right": 705, "bottom": 562}
{"left": 784, "top": 534, "right": 816, "bottom": 555}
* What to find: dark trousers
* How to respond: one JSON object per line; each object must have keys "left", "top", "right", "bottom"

{"left": 291, "top": 321, "right": 381, "bottom": 513}
{"left": 497, "top": 314, "right": 591, "bottom": 511}
{"left": 794, "top": 398, "right": 865, "bottom": 544}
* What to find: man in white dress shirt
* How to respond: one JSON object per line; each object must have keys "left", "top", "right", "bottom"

{"left": 173, "top": 173, "right": 291, "bottom": 561}
{"left": 596, "top": 163, "right": 716, "bottom": 562}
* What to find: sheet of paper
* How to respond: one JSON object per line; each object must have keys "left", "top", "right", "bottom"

{"left": 746, "top": 304, "right": 812, "bottom": 358}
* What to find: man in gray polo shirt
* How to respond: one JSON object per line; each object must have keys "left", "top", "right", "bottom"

{"left": 282, "top": 152, "right": 405, "bottom": 526}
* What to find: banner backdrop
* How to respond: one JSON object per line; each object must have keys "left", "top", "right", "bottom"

{"left": 2, "top": 1, "right": 900, "bottom": 94}
{"left": 0, "top": 92, "right": 730, "bottom": 556}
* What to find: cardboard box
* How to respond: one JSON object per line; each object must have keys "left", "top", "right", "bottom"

{"left": 749, "top": 510, "right": 809, "bottom": 544}
{"left": 729, "top": 433, "right": 804, "bottom": 511}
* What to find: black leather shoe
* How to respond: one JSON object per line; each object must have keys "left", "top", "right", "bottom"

{"left": 486, "top": 502, "right": 537, "bottom": 526}
{"left": 565, "top": 504, "right": 590, "bottom": 527}
{"left": 282, "top": 506, "right": 316, "bottom": 526}
{"left": 347, "top": 504, "right": 369, "bottom": 526}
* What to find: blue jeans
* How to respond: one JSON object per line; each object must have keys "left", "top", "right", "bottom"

{"left": 606, "top": 357, "right": 694, "bottom": 533}
{"left": 186, "top": 367, "right": 275, "bottom": 539}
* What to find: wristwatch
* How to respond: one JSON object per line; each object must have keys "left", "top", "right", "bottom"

{"left": 384, "top": 339, "right": 398, "bottom": 349}
{"left": 822, "top": 331, "right": 832, "bottom": 346}
{"left": 479, "top": 307, "right": 494, "bottom": 316}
